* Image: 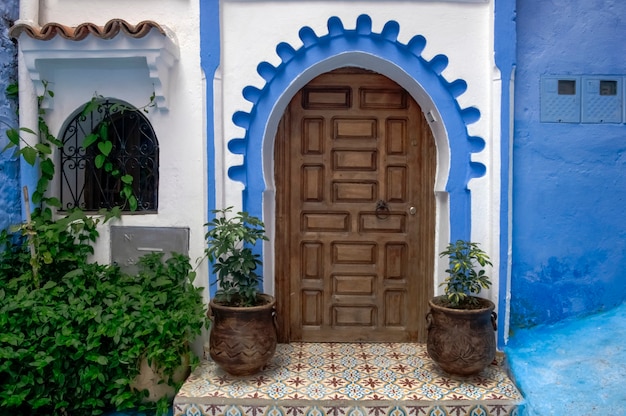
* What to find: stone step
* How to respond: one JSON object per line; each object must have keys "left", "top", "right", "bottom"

{"left": 174, "top": 343, "right": 523, "bottom": 416}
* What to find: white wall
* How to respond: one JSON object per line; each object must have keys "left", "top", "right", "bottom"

{"left": 32, "top": 0, "right": 207, "bottom": 353}
{"left": 24, "top": 0, "right": 502, "bottom": 318}
{"left": 34, "top": 0, "right": 206, "bottom": 274}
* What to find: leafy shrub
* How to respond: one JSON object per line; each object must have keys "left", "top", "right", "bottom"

{"left": 0, "top": 223, "right": 206, "bottom": 415}
{"left": 0, "top": 261, "right": 124, "bottom": 415}
{"left": 0, "top": 83, "right": 206, "bottom": 415}
{"left": 204, "top": 207, "right": 268, "bottom": 307}
{"left": 439, "top": 240, "right": 492, "bottom": 308}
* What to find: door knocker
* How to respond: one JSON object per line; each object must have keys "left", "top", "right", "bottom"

{"left": 375, "top": 200, "right": 390, "bottom": 219}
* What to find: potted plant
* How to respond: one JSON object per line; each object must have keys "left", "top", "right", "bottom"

{"left": 123, "top": 252, "right": 207, "bottom": 412}
{"left": 203, "top": 207, "right": 277, "bottom": 376}
{"left": 426, "top": 240, "right": 497, "bottom": 377}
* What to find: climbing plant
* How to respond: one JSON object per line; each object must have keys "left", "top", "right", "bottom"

{"left": 0, "top": 83, "right": 207, "bottom": 416}
{"left": 78, "top": 91, "right": 156, "bottom": 211}
{"left": 3, "top": 81, "right": 156, "bottom": 212}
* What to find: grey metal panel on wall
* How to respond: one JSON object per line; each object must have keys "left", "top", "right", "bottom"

{"left": 581, "top": 76, "right": 623, "bottom": 123}
{"left": 110, "top": 226, "right": 190, "bottom": 274}
{"left": 540, "top": 76, "right": 581, "bottom": 123}
{"left": 541, "top": 75, "right": 625, "bottom": 124}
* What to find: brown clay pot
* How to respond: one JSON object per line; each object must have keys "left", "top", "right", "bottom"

{"left": 426, "top": 296, "right": 497, "bottom": 377}
{"left": 208, "top": 294, "right": 277, "bottom": 376}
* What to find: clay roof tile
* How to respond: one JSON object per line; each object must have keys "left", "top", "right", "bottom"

{"left": 9, "top": 19, "right": 167, "bottom": 41}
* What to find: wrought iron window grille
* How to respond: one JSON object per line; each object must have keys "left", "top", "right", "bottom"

{"left": 60, "top": 99, "right": 159, "bottom": 212}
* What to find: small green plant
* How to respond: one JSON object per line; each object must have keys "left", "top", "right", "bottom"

{"left": 439, "top": 240, "right": 492, "bottom": 308}
{"left": 204, "top": 207, "right": 268, "bottom": 307}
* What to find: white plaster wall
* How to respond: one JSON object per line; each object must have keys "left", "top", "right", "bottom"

{"left": 33, "top": 0, "right": 208, "bottom": 352}
{"left": 35, "top": 0, "right": 205, "bottom": 265}
{"left": 219, "top": 1, "right": 501, "bottom": 304}
{"left": 30, "top": 1, "right": 209, "bottom": 348}
{"left": 27, "top": 0, "right": 502, "bottom": 315}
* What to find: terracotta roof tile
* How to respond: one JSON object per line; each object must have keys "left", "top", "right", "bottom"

{"left": 9, "top": 19, "right": 167, "bottom": 41}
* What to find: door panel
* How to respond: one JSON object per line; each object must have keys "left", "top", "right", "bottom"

{"left": 275, "top": 68, "right": 435, "bottom": 342}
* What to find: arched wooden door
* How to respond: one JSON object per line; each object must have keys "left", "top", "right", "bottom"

{"left": 275, "top": 68, "right": 435, "bottom": 343}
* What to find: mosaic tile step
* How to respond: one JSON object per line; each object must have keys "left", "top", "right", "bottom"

{"left": 174, "top": 343, "right": 523, "bottom": 416}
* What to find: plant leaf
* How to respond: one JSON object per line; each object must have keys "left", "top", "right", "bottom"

{"left": 128, "top": 195, "right": 138, "bottom": 212}
{"left": 6, "top": 82, "right": 18, "bottom": 97}
{"left": 97, "top": 140, "right": 113, "bottom": 157}
{"left": 19, "top": 127, "right": 36, "bottom": 135}
{"left": 81, "top": 98, "right": 99, "bottom": 117}
{"left": 21, "top": 147, "right": 38, "bottom": 165}
{"left": 6, "top": 128, "right": 20, "bottom": 146}
{"left": 94, "top": 154, "right": 105, "bottom": 169}
{"left": 41, "top": 159, "right": 55, "bottom": 176}
{"left": 34, "top": 143, "right": 51, "bottom": 155}
{"left": 83, "top": 133, "right": 99, "bottom": 148}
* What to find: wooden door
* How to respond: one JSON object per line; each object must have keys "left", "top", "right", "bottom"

{"left": 275, "top": 68, "right": 435, "bottom": 342}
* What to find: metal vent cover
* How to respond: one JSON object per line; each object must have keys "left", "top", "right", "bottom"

{"left": 110, "top": 226, "right": 189, "bottom": 274}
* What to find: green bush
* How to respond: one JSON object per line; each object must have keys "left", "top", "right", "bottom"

{"left": 0, "top": 83, "right": 207, "bottom": 415}
{"left": 0, "top": 215, "right": 207, "bottom": 415}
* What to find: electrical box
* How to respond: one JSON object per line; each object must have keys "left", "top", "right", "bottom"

{"left": 540, "top": 76, "right": 581, "bottom": 123}
{"left": 110, "top": 226, "right": 190, "bottom": 274}
{"left": 581, "top": 76, "right": 623, "bottom": 123}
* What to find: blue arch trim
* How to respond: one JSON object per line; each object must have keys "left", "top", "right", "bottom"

{"left": 228, "top": 14, "right": 486, "bottom": 244}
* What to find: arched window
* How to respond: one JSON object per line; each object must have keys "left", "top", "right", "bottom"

{"left": 59, "top": 98, "right": 159, "bottom": 212}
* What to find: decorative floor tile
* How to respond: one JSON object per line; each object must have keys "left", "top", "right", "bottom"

{"left": 174, "top": 343, "right": 523, "bottom": 416}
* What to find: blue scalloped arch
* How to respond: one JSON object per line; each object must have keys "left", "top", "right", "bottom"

{"left": 228, "top": 14, "right": 485, "bottom": 242}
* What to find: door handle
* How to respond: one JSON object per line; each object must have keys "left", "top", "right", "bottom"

{"left": 375, "top": 200, "right": 390, "bottom": 219}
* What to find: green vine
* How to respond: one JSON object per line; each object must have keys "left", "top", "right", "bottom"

{"left": 4, "top": 80, "right": 61, "bottom": 208}
{"left": 0, "top": 83, "right": 205, "bottom": 415}
{"left": 79, "top": 92, "right": 156, "bottom": 211}
{"left": 2, "top": 81, "right": 156, "bottom": 212}
{"left": 2, "top": 81, "right": 122, "bottom": 288}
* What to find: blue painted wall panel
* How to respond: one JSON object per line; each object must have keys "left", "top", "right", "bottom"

{"left": 494, "top": 0, "right": 516, "bottom": 346}
{"left": 0, "top": 0, "right": 20, "bottom": 233}
{"left": 511, "top": 0, "right": 626, "bottom": 328}
{"left": 200, "top": 0, "right": 220, "bottom": 295}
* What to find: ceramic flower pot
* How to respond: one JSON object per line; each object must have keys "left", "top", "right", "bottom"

{"left": 426, "top": 296, "right": 497, "bottom": 377}
{"left": 208, "top": 293, "right": 277, "bottom": 376}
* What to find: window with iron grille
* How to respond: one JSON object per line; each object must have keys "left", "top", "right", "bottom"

{"left": 60, "top": 99, "right": 159, "bottom": 212}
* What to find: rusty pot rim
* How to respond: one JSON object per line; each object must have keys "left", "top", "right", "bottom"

{"left": 429, "top": 295, "right": 495, "bottom": 314}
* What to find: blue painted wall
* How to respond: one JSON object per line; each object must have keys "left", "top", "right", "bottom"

{"left": 0, "top": 0, "right": 20, "bottom": 233}
{"left": 494, "top": 0, "right": 516, "bottom": 345}
{"left": 511, "top": 0, "right": 626, "bottom": 328}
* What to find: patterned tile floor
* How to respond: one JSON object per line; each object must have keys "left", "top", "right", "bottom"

{"left": 174, "top": 343, "right": 523, "bottom": 416}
